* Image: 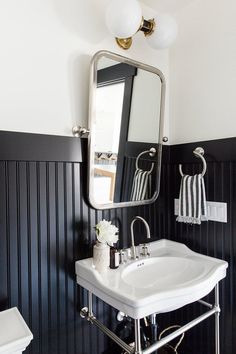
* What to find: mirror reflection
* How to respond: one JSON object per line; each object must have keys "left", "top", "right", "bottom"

{"left": 89, "top": 51, "right": 165, "bottom": 209}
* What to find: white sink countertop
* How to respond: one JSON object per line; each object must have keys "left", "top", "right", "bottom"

{"left": 75, "top": 239, "right": 228, "bottom": 319}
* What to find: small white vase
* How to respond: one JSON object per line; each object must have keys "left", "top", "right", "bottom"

{"left": 93, "top": 242, "right": 110, "bottom": 272}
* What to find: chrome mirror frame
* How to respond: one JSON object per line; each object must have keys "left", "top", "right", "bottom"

{"left": 87, "top": 50, "right": 166, "bottom": 210}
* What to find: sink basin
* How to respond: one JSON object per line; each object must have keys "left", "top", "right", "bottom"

{"left": 75, "top": 239, "right": 228, "bottom": 319}
{"left": 122, "top": 256, "right": 205, "bottom": 289}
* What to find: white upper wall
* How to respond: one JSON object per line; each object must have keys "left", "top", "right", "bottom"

{"left": 169, "top": 0, "right": 236, "bottom": 144}
{"left": 141, "top": 0, "right": 194, "bottom": 14}
{"left": 3, "top": 0, "right": 233, "bottom": 145}
{"left": 0, "top": 0, "right": 169, "bottom": 137}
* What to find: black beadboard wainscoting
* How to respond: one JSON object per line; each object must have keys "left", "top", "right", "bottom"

{"left": 0, "top": 131, "right": 235, "bottom": 354}
{"left": 160, "top": 138, "right": 236, "bottom": 354}
{"left": 0, "top": 131, "right": 164, "bottom": 354}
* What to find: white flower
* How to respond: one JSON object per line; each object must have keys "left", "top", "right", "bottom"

{"left": 95, "top": 219, "right": 119, "bottom": 246}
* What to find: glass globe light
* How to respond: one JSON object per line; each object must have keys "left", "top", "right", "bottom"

{"left": 146, "top": 14, "right": 178, "bottom": 49}
{"left": 106, "top": 0, "right": 142, "bottom": 39}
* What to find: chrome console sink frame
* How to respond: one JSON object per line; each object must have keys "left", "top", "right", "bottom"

{"left": 75, "top": 239, "right": 228, "bottom": 354}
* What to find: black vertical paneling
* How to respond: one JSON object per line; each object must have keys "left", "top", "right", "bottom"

{"left": 29, "top": 162, "right": 40, "bottom": 353}
{"left": 0, "top": 134, "right": 112, "bottom": 354}
{"left": 38, "top": 162, "right": 49, "bottom": 352}
{"left": 8, "top": 162, "right": 18, "bottom": 308}
{"left": 0, "top": 132, "right": 235, "bottom": 354}
{"left": 0, "top": 162, "right": 7, "bottom": 308}
{"left": 165, "top": 140, "right": 236, "bottom": 354}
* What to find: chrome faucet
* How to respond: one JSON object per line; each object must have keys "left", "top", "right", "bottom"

{"left": 130, "top": 216, "right": 151, "bottom": 260}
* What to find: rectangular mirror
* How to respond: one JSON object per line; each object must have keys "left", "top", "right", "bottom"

{"left": 88, "top": 50, "right": 166, "bottom": 209}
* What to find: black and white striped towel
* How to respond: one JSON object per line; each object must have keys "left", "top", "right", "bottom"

{"left": 176, "top": 174, "right": 208, "bottom": 224}
{"left": 130, "top": 168, "right": 152, "bottom": 201}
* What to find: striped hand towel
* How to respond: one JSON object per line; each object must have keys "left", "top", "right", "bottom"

{"left": 176, "top": 174, "right": 208, "bottom": 224}
{"left": 130, "top": 168, "right": 152, "bottom": 201}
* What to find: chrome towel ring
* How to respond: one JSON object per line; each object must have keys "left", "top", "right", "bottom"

{"left": 179, "top": 147, "right": 207, "bottom": 177}
{"left": 135, "top": 147, "right": 156, "bottom": 173}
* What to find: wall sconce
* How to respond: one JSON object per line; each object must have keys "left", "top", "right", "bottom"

{"left": 106, "top": 0, "right": 178, "bottom": 50}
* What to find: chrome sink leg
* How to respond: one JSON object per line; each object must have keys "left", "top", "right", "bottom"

{"left": 134, "top": 319, "right": 142, "bottom": 354}
{"left": 88, "top": 291, "right": 93, "bottom": 317}
{"left": 215, "top": 283, "right": 220, "bottom": 354}
{"left": 80, "top": 292, "right": 133, "bottom": 353}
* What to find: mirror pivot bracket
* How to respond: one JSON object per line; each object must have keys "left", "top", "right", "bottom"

{"left": 72, "top": 126, "right": 90, "bottom": 137}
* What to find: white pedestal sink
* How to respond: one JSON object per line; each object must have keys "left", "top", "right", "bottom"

{"left": 76, "top": 239, "right": 228, "bottom": 319}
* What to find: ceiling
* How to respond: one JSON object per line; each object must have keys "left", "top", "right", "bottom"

{"left": 141, "top": 0, "right": 194, "bottom": 14}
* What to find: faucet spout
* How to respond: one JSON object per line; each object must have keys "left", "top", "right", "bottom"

{"left": 130, "top": 216, "right": 151, "bottom": 260}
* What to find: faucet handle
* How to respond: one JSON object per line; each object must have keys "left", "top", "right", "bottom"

{"left": 122, "top": 247, "right": 136, "bottom": 261}
{"left": 119, "top": 249, "right": 127, "bottom": 264}
{"left": 124, "top": 248, "right": 132, "bottom": 260}
{"left": 139, "top": 243, "right": 150, "bottom": 257}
